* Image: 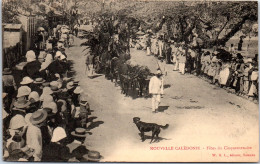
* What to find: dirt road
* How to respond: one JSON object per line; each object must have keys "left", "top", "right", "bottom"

{"left": 66, "top": 38, "right": 259, "bottom": 162}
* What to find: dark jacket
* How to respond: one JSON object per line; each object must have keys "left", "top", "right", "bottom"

{"left": 42, "top": 142, "right": 71, "bottom": 162}
{"left": 23, "top": 60, "right": 41, "bottom": 78}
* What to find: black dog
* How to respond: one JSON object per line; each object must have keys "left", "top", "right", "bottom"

{"left": 133, "top": 117, "right": 169, "bottom": 143}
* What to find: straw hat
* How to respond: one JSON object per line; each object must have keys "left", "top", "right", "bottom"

{"left": 28, "top": 91, "right": 40, "bottom": 102}
{"left": 3, "top": 68, "right": 12, "bottom": 75}
{"left": 83, "top": 151, "right": 103, "bottom": 162}
{"left": 30, "top": 110, "right": 48, "bottom": 125}
{"left": 13, "top": 97, "right": 31, "bottom": 109}
{"left": 50, "top": 81, "right": 62, "bottom": 91}
{"left": 42, "top": 82, "right": 50, "bottom": 87}
{"left": 9, "top": 115, "right": 27, "bottom": 130}
{"left": 63, "top": 77, "right": 72, "bottom": 82}
{"left": 20, "top": 76, "right": 34, "bottom": 85}
{"left": 41, "top": 108, "right": 56, "bottom": 117}
{"left": 17, "top": 86, "right": 31, "bottom": 98}
{"left": 33, "top": 78, "right": 46, "bottom": 84}
{"left": 79, "top": 95, "right": 89, "bottom": 106}
{"left": 71, "top": 128, "right": 89, "bottom": 137}
{"left": 51, "top": 127, "right": 67, "bottom": 142}
{"left": 74, "top": 86, "right": 83, "bottom": 94}
{"left": 66, "top": 81, "right": 74, "bottom": 90}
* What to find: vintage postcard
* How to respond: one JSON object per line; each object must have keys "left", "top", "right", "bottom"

{"left": 2, "top": 0, "right": 259, "bottom": 162}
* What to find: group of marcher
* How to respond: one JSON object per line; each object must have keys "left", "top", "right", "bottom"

{"left": 141, "top": 34, "right": 258, "bottom": 101}
{"left": 2, "top": 26, "right": 102, "bottom": 162}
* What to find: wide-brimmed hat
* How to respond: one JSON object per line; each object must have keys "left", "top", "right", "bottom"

{"left": 41, "top": 107, "right": 56, "bottom": 117}
{"left": 42, "top": 82, "right": 50, "bottom": 87}
{"left": 39, "top": 51, "right": 47, "bottom": 59}
{"left": 13, "top": 97, "right": 31, "bottom": 109}
{"left": 50, "top": 82, "right": 62, "bottom": 93}
{"left": 79, "top": 95, "right": 88, "bottom": 106}
{"left": 51, "top": 127, "right": 67, "bottom": 142}
{"left": 17, "top": 86, "right": 31, "bottom": 98}
{"left": 63, "top": 77, "right": 72, "bottom": 82}
{"left": 41, "top": 94, "right": 54, "bottom": 102}
{"left": 33, "top": 78, "right": 46, "bottom": 84}
{"left": 20, "top": 76, "right": 34, "bottom": 85}
{"left": 73, "top": 81, "right": 80, "bottom": 86}
{"left": 71, "top": 128, "right": 89, "bottom": 137}
{"left": 50, "top": 81, "right": 62, "bottom": 88}
{"left": 28, "top": 91, "right": 40, "bottom": 102}
{"left": 26, "top": 50, "right": 36, "bottom": 62}
{"left": 3, "top": 68, "right": 12, "bottom": 75}
{"left": 83, "top": 151, "right": 103, "bottom": 162}
{"left": 45, "top": 54, "right": 53, "bottom": 62}
{"left": 42, "top": 87, "right": 53, "bottom": 95}
{"left": 9, "top": 114, "right": 27, "bottom": 130}
{"left": 30, "top": 110, "right": 47, "bottom": 125}
{"left": 74, "top": 86, "right": 83, "bottom": 94}
{"left": 60, "top": 55, "right": 66, "bottom": 60}
{"left": 42, "top": 102, "right": 57, "bottom": 114}
{"left": 66, "top": 81, "right": 74, "bottom": 90}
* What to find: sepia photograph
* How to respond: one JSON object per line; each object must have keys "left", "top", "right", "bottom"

{"left": 1, "top": 0, "right": 259, "bottom": 162}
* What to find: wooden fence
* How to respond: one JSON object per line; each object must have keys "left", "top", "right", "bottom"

{"left": 2, "top": 42, "right": 24, "bottom": 68}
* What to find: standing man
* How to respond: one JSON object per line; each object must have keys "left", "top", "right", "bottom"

{"left": 2, "top": 68, "right": 17, "bottom": 113}
{"left": 85, "top": 54, "right": 94, "bottom": 77}
{"left": 149, "top": 70, "right": 164, "bottom": 113}
{"left": 158, "top": 36, "right": 164, "bottom": 58}
{"left": 146, "top": 36, "right": 151, "bottom": 56}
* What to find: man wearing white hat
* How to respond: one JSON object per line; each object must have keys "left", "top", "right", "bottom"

{"left": 149, "top": 70, "right": 164, "bottom": 113}
{"left": 41, "top": 127, "right": 71, "bottom": 162}
{"left": 26, "top": 50, "right": 36, "bottom": 62}
{"left": 28, "top": 91, "right": 41, "bottom": 113}
{"left": 40, "top": 87, "right": 53, "bottom": 101}
{"left": 72, "top": 86, "right": 83, "bottom": 107}
{"left": 17, "top": 86, "right": 32, "bottom": 98}
{"left": 5, "top": 115, "right": 27, "bottom": 158}
{"left": 23, "top": 51, "right": 41, "bottom": 78}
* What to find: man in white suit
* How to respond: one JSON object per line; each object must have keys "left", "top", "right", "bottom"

{"left": 149, "top": 70, "right": 164, "bottom": 113}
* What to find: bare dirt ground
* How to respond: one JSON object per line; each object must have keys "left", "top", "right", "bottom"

{"left": 66, "top": 38, "right": 259, "bottom": 162}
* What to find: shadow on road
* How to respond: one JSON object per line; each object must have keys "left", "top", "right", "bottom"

{"left": 88, "top": 74, "right": 103, "bottom": 79}
{"left": 138, "top": 133, "right": 171, "bottom": 143}
{"left": 87, "top": 120, "right": 104, "bottom": 131}
{"left": 164, "top": 84, "right": 171, "bottom": 89}
{"left": 88, "top": 116, "right": 98, "bottom": 122}
{"left": 157, "top": 106, "right": 169, "bottom": 112}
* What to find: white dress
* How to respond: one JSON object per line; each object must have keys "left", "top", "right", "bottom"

{"left": 219, "top": 65, "right": 230, "bottom": 85}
